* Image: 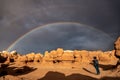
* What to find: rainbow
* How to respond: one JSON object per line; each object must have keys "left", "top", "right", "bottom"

{"left": 7, "top": 22, "right": 113, "bottom": 51}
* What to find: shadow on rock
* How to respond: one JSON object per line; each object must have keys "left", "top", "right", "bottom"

{"left": 38, "top": 71, "right": 65, "bottom": 80}
{"left": 11, "top": 66, "right": 37, "bottom": 76}
{"left": 100, "top": 77, "right": 120, "bottom": 80}
{"left": 90, "top": 63, "right": 116, "bottom": 71}
{"left": 83, "top": 67, "right": 96, "bottom": 75}
{"left": 0, "top": 64, "right": 37, "bottom": 77}
{"left": 38, "top": 71, "right": 96, "bottom": 80}
{"left": 99, "top": 64, "right": 116, "bottom": 70}
{"left": 38, "top": 71, "right": 120, "bottom": 80}
{"left": 66, "top": 73, "right": 97, "bottom": 80}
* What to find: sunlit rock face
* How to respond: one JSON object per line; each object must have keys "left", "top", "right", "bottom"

{"left": 7, "top": 23, "right": 114, "bottom": 54}
{"left": 115, "top": 37, "right": 120, "bottom": 57}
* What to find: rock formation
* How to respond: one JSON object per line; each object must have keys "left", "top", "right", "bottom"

{"left": 0, "top": 37, "right": 119, "bottom": 65}
{"left": 115, "top": 37, "right": 120, "bottom": 57}
{"left": 34, "top": 53, "right": 43, "bottom": 62}
{"left": 114, "top": 37, "right": 120, "bottom": 68}
{"left": 0, "top": 48, "right": 118, "bottom": 65}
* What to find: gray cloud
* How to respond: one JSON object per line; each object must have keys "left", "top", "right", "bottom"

{"left": 0, "top": 0, "right": 120, "bottom": 51}
{"left": 8, "top": 23, "right": 114, "bottom": 54}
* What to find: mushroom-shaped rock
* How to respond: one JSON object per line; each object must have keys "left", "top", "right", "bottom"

{"left": 26, "top": 53, "right": 35, "bottom": 62}
{"left": 43, "top": 51, "right": 54, "bottom": 61}
{"left": 49, "top": 50, "right": 57, "bottom": 58}
{"left": 56, "top": 48, "right": 64, "bottom": 57}
{"left": 1, "top": 51, "right": 9, "bottom": 58}
{"left": 34, "top": 53, "right": 43, "bottom": 62}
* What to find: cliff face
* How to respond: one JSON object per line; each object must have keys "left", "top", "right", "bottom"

{"left": 0, "top": 37, "right": 120, "bottom": 65}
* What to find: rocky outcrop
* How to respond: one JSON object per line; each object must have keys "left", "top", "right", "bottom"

{"left": 0, "top": 51, "right": 43, "bottom": 64}
{"left": 56, "top": 48, "right": 64, "bottom": 57}
{"left": 61, "top": 50, "right": 74, "bottom": 62}
{"left": 34, "top": 53, "right": 43, "bottom": 62}
{"left": 114, "top": 37, "right": 120, "bottom": 68}
{"left": 0, "top": 51, "right": 18, "bottom": 63}
{"left": 0, "top": 48, "right": 118, "bottom": 65}
{"left": 26, "top": 53, "right": 35, "bottom": 62}
{"left": 115, "top": 37, "right": 120, "bottom": 57}
{"left": 17, "top": 55, "right": 28, "bottom": 63}
{"left": 33, "top": 49, "right": 118, "bottom": 64}
{"left": 43, "top": 48, "right": 64, "bottom": 63}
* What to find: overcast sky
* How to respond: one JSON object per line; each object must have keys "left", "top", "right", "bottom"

{"left": 0, "top": 0, "right": 120, "bottom": 52}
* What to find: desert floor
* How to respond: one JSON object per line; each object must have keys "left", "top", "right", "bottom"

{"left": 0, "top": 62, "right": 120, "bottom": 80}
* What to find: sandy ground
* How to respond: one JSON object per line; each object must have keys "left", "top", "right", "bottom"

{"left": 0, "top": 62, "right": 120, "bottom": 80}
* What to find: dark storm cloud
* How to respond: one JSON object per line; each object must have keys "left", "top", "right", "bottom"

{"left": 0, "top": 0, "right": 120, "bottom": 51}
{"left": 8, "top": 23, "right": 114, "bottom": 54}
